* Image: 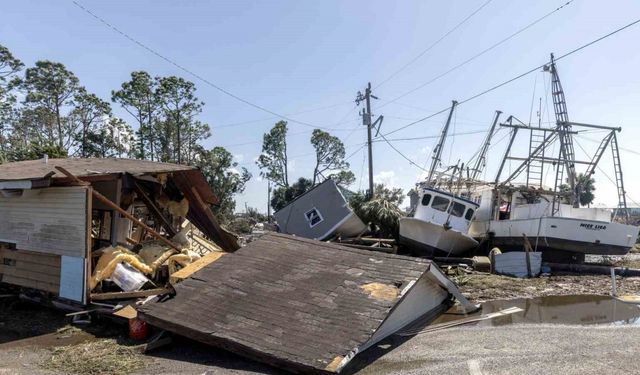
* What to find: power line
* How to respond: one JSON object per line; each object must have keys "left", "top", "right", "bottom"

{"left": 383, "top": 15, "right": 640, "bottom": 137}
{"left": 72, "top": 1, "right": 345, "bottom": 131}
{"left": 374, "top": 0, "right": 493, "bottom": 89}
{"left": 379, "top": 0, "right": 574, "bottom": 109}
{"left": 211, "top": 101, "right": 355, "bottom": 130}
{"left": 377, "top": 132, "right": 430, "bottom": 172}
{"left": 374, "top": 129, "right": 487, "bottom": 142}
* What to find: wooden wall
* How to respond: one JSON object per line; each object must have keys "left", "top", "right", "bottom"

{"left": 0, "top": 247, "right": 61, "bottom": 294}
{"left": 0, "top": 186, "right": 88, "bottom": 257}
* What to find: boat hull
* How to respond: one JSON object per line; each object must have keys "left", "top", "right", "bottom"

{"left": 399, "top": 217, "right": 479, "bottom": 256}
{"left": 471, "top": 216, "right": 639, "bottom": 256}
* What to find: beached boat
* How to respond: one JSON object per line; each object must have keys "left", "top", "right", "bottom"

{"left": 469, "top": 187, "right": 639, "bottom": 261}
{"left": 469, "top": 54, "right": 639, "bottom": 261}
{"left": 400, "top": 186, "right": 479, "bottom": 256}
{"left": 399, "top": 101, "right": 482, "bottom": 256}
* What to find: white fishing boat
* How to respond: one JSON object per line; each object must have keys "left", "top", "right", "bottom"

{"left": 400, "top": 187, "right": 479, "bottom": 256}
{"left": 470, "top": 187, "right": 639, "bottom": 261}
{"left": 399, "top": 101, "right": 489, "bottom": 256}
{"left": 468, "top": 54, "right": 639, "bottom": 262}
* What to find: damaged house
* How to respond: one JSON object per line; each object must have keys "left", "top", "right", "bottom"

{"left": 0, "top": 157, "right": 477, "bottom": 374}
{"left": 0, "top": 157, "right": 236, "bottom": 305}
{"left": 274, "top": 179, "right": 367, "bottom": 240}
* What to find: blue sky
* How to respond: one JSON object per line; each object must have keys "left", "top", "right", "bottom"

{"left": 3, "top": 0, "right": 640, "bottom": 212}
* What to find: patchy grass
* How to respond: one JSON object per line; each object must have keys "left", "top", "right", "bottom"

{"left": 42, "top": 338, "right": 148, "bottom": 375}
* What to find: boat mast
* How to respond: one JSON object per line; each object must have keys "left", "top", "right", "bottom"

{"left": 426, "top": 101, "right": 458, "bottom": 185}
{"left": 544, "top": 53, "right": 578, "bottom": 211}
{"left": 469, "top": 110, "right": 501, "bottom": 182}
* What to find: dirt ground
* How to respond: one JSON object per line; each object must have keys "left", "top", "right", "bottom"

{"left": 455, "top": 271, "right": 640, "bottom": 302}
{"left": 1, "top": 261, "right": 640, "bottom": 374}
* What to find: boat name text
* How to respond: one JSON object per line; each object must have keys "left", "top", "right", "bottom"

{"left": 579, "top": 223, "right": 607, "bottom": 231}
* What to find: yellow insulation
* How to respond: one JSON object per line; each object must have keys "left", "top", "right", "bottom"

{"left": 90, "top": 246, "right": 153, "bottom": 290}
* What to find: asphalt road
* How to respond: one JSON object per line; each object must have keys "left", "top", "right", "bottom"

{"left": 2, "top": 323, "right": 639, "bottom": 374}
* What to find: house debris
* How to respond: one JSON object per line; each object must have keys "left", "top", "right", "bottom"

{"left": 274, "top": 179, "right": 367, "bottom": 240}
{"left": 138, "top": 233, "right": 476, "bottom": 374}
{"left": 0, "top": 157, "right": 235, "bottom": 305}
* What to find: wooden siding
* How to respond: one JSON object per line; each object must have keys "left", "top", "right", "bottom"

{"left": 0, "top": 186, "right": 88, "bottom": 257}
{"left": 0, "top": 248, "right": 61, "bottom": 294}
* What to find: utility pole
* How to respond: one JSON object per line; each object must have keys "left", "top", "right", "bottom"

{"left": 356, "top": 82, "right": 381, "bottom": 199}
{"left": 267, "top": 180, "right": 272, "bottom": 222}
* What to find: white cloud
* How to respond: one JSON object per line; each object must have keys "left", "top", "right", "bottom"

{"left": 374, "top": 170, "right": 396, "bottom": 187}
{"left": 234, "top": 153, "right": 244, "bottom": 163}
{"left": 288, "top": 159, "right": 296, "bottom": 172}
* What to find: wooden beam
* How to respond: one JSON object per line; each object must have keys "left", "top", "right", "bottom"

{"left": 55, "top": 166, "right": 181, "bottom": 252}
{"left": 133, "top": 180, "right": 176, "bottom": 237}
{"left": 170, "top": 251, "right": 225, "bottom": 284}
{"left": 90, "top": 287, "right": 173, "bottom": 301}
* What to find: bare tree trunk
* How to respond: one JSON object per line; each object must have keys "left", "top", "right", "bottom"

{"left": 55, "top": 104, "right": 63, "bottom": 150}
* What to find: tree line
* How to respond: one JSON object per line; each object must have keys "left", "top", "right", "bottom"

{"left": 0, "top": 44, "right": 249, "bottom": 220}
{"left": 255, "top": 120, "right": 357, "bottom": 211}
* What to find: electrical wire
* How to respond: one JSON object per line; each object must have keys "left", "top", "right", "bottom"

{"left": 374, "top": 129, "right": 487, "bottom": 142}
{"left": 72, "top": 1, "right": 349, "bottom": 132}
{"left": 378, "top": 0, "right": 574, "bottom": 109}
{"left": 211, "top": 101, "right": 356, "bottom": 130}
{"left": 383, "top": 16, "right": 640, "bottom": 137}
{"left": 374, "top": 0, "right": 493, "bottom": 89}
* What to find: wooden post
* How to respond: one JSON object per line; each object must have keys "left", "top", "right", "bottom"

{"left": 523, "top": 234, "right": 532, "bottom": 278}
{"left": 133, "top": 181, "right": 176, "bottom": 237}
{"left": 55, "top": 166, "right": 181, "bottom": 252}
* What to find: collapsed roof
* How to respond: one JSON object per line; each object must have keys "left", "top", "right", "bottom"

{"left": 138, "top": 233, "right": 475, "bottom": 374}
{"left": 0, "top": 157, "right": 236, "bottom": 251}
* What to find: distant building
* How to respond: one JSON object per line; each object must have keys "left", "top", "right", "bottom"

{"left": 274, "top": 179, "right": 367, "bottom": 240}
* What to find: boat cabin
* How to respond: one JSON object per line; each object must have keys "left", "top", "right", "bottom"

{"left": 475, "top": 188, "right": 612, "bottom": 223}
{"left": 411, "top": 187, "right": 479, "bottom": 232}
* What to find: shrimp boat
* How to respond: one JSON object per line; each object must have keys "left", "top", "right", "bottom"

{"left": 399, "top": 101, "right": 481, "bottom": 256}
{"left": 468, "top": 54, "right": 639, "bottom": 262}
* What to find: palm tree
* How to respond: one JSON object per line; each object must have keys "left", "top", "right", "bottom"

{"left": 576, "top": 173, "right": 596, "bottom": 207}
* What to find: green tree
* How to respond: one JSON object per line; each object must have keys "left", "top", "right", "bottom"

{"left": 328, "top": 170, "right": 356, "bottom": 188}
{"left": 83, "top": 117, "right": 135, "bottom": 158}
{"left": 310, "top": 129, "right": 350, "bottom": 185}
{"left": 20, "top": 60, "right": 80, "bottom": 150}
{"left": 155, "top": 76, "right": 207, "bottom": 164}
{"left": 349, "top": 184, "right": 404, "bottom": 238}
{"left": 70, "top": 88, "right": 112, "bottom": 157}
{"left": 270, "top": 177, "right": 313, "bottom": 211}
{"left": 112, "top": 71, "right": 159, "bottom": 160}
{"left": 576, "top": 173, "right": 596, "bottom": 207}
{"left": 197, "top": 146, "right": 251, "bottom": 221}
{"left": 0, "top": 45, "right": 23, "bottom": 160}
{"left": 257, "top": 120, "right": 289, "bottom": 187}
{"left": 0, "top": 44, "right": 24, "bottom": 82}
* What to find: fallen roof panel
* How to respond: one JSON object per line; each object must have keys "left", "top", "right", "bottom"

{"left": 138, "top": 233, "right": 457, "bottom": 374}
